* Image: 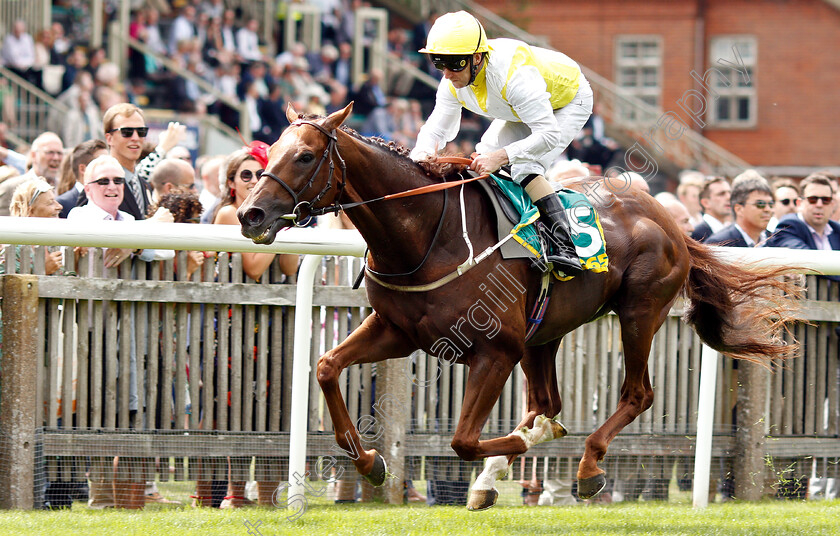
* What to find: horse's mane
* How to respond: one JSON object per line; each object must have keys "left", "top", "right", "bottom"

{"left": 298, "top": 112, "right": 466, "bottom": 182}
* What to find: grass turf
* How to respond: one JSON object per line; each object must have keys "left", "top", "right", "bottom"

{"left": 3, "top": 495, "right": 838, "bottom": 536}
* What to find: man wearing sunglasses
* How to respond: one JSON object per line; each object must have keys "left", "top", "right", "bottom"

{"left": 767, "top": 178, "right": 800, "bottom": 232}
{"left": 69, "top": 155, "right": 130, "bottom": 221}
{"left": 75, "top": 103, "right": 185, "bottom": 221}
{"left": 68, "top": 155, "right": 175, "bottom": 508}
{"left": 707, "top": 174, "right": 774, "bottom": 248}
{"left": 104, "top": 104, "right": 154, "bottom": 216}
{"left": 766, "top": 174, "right": 840, "bottom": 253}
{"left": 409, "top": 11, "right": 592, "bottom": 277}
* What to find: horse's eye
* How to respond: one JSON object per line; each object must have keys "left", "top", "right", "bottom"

{"left": 299, "top": 153, "right": 314, "bottom": 164}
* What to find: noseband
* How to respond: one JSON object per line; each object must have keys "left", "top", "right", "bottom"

{"left": 260, "top": 119, "right": 346, "bottom": 226}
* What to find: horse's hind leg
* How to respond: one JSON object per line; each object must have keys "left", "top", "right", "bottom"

{"left": 317, "top": 312, "right": 416, "bottom": 484}
{"left": 467, "top": 342, "right": 568, "bottom": 510}
{"left": 576, "top": 307, "right": 664, "bottom": 499}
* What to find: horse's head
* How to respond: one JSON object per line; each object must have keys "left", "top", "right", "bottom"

{"left": 238, "top": 102, "right": 353, "bottom": 244}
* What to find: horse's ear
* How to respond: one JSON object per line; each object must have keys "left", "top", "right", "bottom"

{"left": 286, "top": 103, "right": 299, "bottom": 123}
{"left": 323, "top": 102, "right": 354, "bottom": 131}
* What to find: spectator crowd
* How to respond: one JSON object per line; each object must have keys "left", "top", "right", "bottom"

{"left": 1, "top": 0, "right": 439, "bottom": 151}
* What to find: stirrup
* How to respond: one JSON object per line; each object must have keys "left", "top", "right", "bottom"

{"left": 547, "top": 253, "right": 583, "bottom": 276}
{"left": 537, "top": 222, "right": 582, "bottom": 276}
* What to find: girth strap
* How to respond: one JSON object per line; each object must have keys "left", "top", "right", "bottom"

{"left": 524, "top": 271, "right": 553, "bottom": 342}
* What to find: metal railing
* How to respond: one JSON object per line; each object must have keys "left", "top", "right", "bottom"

{"left": 0, "top": 0, "right": 49, "bottom": 38}
{"left": 111, "top": 33, "right": 251, "bottom": 141}
{"left": 0, "top": 66, "right": 69, "bottom": 144}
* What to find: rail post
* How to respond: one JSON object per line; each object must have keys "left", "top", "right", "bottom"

{"left": 0, "top": 275, "right": 40, "bottom": 509}
{"left": 377, "top": 358, "right": 410, "bottom": 504}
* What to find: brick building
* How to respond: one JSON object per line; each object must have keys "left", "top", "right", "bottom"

{"left": 476, "top": 0, "right": 840, "bottom": 176}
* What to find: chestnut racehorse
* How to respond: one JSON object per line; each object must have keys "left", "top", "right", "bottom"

{"left": 238, "top": 104, "right": 796, "bottom": 509}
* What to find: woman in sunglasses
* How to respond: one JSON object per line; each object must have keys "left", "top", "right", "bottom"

{"left": 209, "top": 148, "right": 299, "bottom": 508}
{"left": 410, "top": 11, "right": 593, "bottom": 277}
{"left": 213, "top": 148, "right": 299, "bottom": 281}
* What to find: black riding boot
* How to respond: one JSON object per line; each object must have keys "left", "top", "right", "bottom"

{"left": 534, "top": 194, "right": 583, "bottom": 276}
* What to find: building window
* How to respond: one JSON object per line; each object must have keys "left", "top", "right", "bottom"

{"left": 615, "top": 35, "right": 662, "bottom": 123}
{"left": 708, "top": 36, "right": 756, "bottom": 127}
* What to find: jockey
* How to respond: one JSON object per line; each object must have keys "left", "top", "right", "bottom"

{"left": 409, "top": 11, "right": 593, "bottom": 276}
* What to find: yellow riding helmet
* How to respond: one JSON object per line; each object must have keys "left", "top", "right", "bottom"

{"left": 418, "top": 11, "right": 489, "bottom": 55}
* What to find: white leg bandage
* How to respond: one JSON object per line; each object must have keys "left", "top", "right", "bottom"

{"left": 473, "top": 455, "right": 509, "bottom": 491}
{"left": 472, "top": 416, "right": 567, "bottom": 492}
{"left": 512, "top": 414, "right": 562, "bottom": 449}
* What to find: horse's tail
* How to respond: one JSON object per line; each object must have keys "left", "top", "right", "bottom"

{"left": 682, "top": 238, "right": 800, "bottom": 364}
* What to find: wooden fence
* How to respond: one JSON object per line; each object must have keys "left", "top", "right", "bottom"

{"left": 1, "top": 245, "right": 839, "bottom": 507}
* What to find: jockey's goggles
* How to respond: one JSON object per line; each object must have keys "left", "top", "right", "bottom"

{"left": 430, "top": 54, "right": 471, "bottom": 72}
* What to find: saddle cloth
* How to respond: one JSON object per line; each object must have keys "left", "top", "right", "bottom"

{"left": 475, "top": 174, "right": 609, "bottom": 280}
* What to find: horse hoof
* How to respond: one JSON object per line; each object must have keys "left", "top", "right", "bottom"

{"left": 577, "top": 473, "right": 607, "bottom": 500}
{"left": 466, "top": 488, "right": 498, "bottom": 511}
{"left": 362, "top": 451, "right": 388, "bottom": 487}
{"left": 550, "top": 419, "right": 568, "bottom": 439}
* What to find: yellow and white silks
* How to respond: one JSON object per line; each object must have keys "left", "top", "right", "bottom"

{"left": 410, "top": 38, "right": 593, "bottom": 184}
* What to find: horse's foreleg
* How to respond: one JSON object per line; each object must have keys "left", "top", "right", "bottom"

{"left": 467, "top": 344, "right": 567, "bottom": 510}
{"left": 494, "top": 345, "right": 567, "bottom": 474}
{"left": 511, "top": 343, "right": 565, "bottom": 444}
{"left": 317, "top": 312, "right": 415, "bottom": 484}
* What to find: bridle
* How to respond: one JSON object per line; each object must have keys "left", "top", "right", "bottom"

{"left": 261, "top": 118, "right": 449, "bottom": 279}
{"left": 257, "top": 120, "right": 492, "bottom": 284}
{"left": 259, "top": 119, "right": 347, "bottom": 227}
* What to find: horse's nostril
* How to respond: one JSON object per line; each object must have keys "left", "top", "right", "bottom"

{"left": 245, "top": 207, "right": 265, "bottom": 227}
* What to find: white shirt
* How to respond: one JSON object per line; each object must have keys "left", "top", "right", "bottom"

{"left": 702, "top": 213, "right": 727, "bottom": 235}
{"left": 236, "top": 27, "right": 262, "bottom": 62}
{"left": 199, "top": 188, "right": 218, "bottom": 214}
{"left": 67, "top": 202, "right": 132, "bottom": 222}
{"left": 411, "top": 38, "right": 582, "bottom": 165}
{"left": 245, "top": 94, "right": 262, "bottom": 132}
{"left": 221, "top": 25, "right": 237, "bottom": 52}
{"left": 145, "top": 25, "right": 167, "bottom": 55}
{"left": 169, "top": 15, "right": 196, "bottom": 55}
{"left": 67, "top": 203, "right": 174, "bottom": 261}
{"left": 2, "top": 32, "right": 36, "bottom": 70}
{"left": 734, "top": 223, "right": 770, "bottom": 248}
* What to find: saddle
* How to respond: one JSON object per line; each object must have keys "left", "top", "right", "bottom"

{"left": 474, "top": 177, "right": 535, "bottom": 261}
{"left": 472, "top": 171, "right": 609, "bottom": 277}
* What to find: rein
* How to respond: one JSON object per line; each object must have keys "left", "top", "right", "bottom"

{"left": 261, "top": 126, "right": 491, "bottom": 281}
{"left": 261, "top": 123, "right": 486, "bottom": 227}
{"left": 363, "top": 157, "right": 490, "bottom": 280}
{"left": 261, "top": 123, "right": 501, "bottom": 289}
{"left": 338, "top": 157, "right": 490, "bottom": 209}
